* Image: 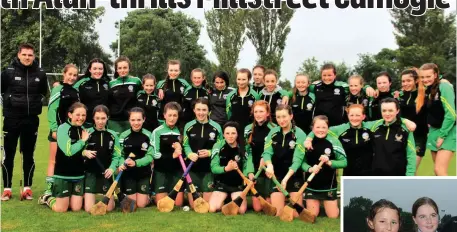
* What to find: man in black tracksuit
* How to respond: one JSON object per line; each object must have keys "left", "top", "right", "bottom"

{"left": 1, "top": 44, "right": 48, "bottom": 200}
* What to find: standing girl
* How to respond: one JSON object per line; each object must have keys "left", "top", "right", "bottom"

{"left": 226, "top": 68, "right": 260, "bottom": 130}
{"left": 368, "top": 72, "right": 394, "bottom": 120}
{"left": 108, "top": 56, "right": 142, "bottom": 135}
{"left": 39, "top": 102, "right": 89, "bottom": 212}
{"left": 346, "top": 75, "right": 369, "bottom": 116}
{"left": 182, "top": 68, "right": 209, "bottom": 125}
{"left": 151, "top": 102, "right": 185, "bottom": 207}
{"left": 301, "top": 115, "right": 347, "bottom": 218}
{"left": 209, "top": 121, "right": 254, "bottom": 214}
{"left": 209, "top": 71, "right": 234, "bottom": 128}
{"left": 244, "top": 100, "right": 276, "bottom": 212}
{"left": 83, "top": 105, "right": 121, "bottom": 212}
{"left": 44, "top": 64, "right": 80, "bottom": 198}
{"left": 73, "top": 58, "right": 110, "bottom": 128}
{"left": 420, "top": 63, "right": 456, "bottom": 176}
{"left": 136, "top": 74, "right": 160, "bottom": 132}
{"left": 118, "top": 107, "right": 154, "bottom": 208}
{"left": 290, "top": 74, "right": 315, "bottom": 134}
{"left": 184, "top": 98, "right": 222, "bottom": 208}
{"left": 252, "top": 65, "right": 266, "bottom": 94}
{"left": 263, "top": 105, "right": 306, "bottom": 217}
{"left": 259, "top": 70, "right": 289, "bottom": 124}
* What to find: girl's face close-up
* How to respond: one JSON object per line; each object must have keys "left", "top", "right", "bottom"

{"left": 347, "top": 107, "right": 365, "bottom": 128}
{"left": 143, "top": 79, "right": 155, "bottom": 95}
{"left": 93, "top": 112, "right": 108, "bottom": 130}
{"left": 321, "top": 69, "right": 336, "bottom": 85}
{"left": 63, "top": 67, "right": 78, "bottom": 85}
{"left": 381, "top": 102, "right": 399, "bottom": 123}
{"left": 276, "top": 109, "right": 293, "bottom": 129}
{"left": 129, "top": 112, "right": 144, "bottom": 132}
{"left": 168, "top": 64, "right": 180, "bottom": 79}
{"left": 367, "top": 208, "right": 400, "bottom": 232}
{"left": 413, "top": 204, "right": 439, "bottom": 232}
{"left": 253, "top": 105, "right": 269, "bottom": 124}
{"left": 401, "top": 75, "right": 416, "bottom": 92}
{"left": 420, "top": 69, "right": 436, "bottom": 87}
{"left": 349, "top": 78, "right": 362, "bottom": 96}
{"left": 264, "top": 74, "right": 277, "bottom": 92}
{"left": 214, "top": 77, "right": 226, "bottom": 91}
{"left": 236, "top": 73, "right": 249, "bottom": 89}
{"left": 164, "top": 109, "right": 179, "bottom": 128}
{"left": 69, "top": 108, "right": 87, "bottom": 127}
{"left": 295, "top": 75, "right": 309, "bottom": 93}
{"left": 376, "top": 75, "right": 391, "bottom": 93}
{"left": 90, "top": 62, "right": 104, "bottom": 79}
{"left": 116, "top": 61, "right": 130, "bottom": 77}
{"left": 191, "top": 71, "right": 205, "bottom": 87}
{"left": 194, "top": 103, "right": 209, "bottom": 122}
{"left": 253, "top": 67, "right": 264, "bottom": 85}
{"left": 224, "top": 127, "right": 238, "bottom": 145}
{"left": 312, "top": 119, "right": 328, "bottom": 138}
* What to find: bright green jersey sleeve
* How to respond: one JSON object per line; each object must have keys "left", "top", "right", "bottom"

{"left": 134, "top": 129, "right": 154, "bottom": 167}
{"left": 210, "top": 141, "right": 226, "bottom": 174}
{"left": 183, "top": 121, "right": 196, "bottom": 157}
{"left": 73, "top": 77, "right": 89, "bottom": 90}
{"left": 151, "top": 126, "right": 163, "bottom": 159}
{"left": 57, "top": 123, "right": 85, "bottom": 157}
{"left": 157, "top": 80, "right": 165, "bottom": 89}
{"left": 209, "top": 120, "right": 223, "bottom": 153}
{"left": 405, "top": 131, "right": 416, "bottom": 176}
{"left": 364, "top": 119, "right": 384, "bottom": 131}
{"left": 278, "top": 89, "right": 289, "bottom": 98}
{"left": 261, "top": 127, "right": 278, "bottom": 163}
{"left": 225, "top": 90, "right": 236, "bottom": 120}
{"left": 439, "top": 82, "right": 456, "bottom": 139}
{"left": 335, "top": 81, "right": 349, "bottom": 95}
{"left": 48, "top": 85, "right": 63, "bottom": 132}
{"left": 291, "top": 128, "right": 306, "bottom": 172}
{"left": 107, "top": 129, "right": 122, "bottom": 171}
{"left": 327, "top": 136, "right": 347, "bottom": 169}
{"left": 244, "top": 124, "right": 253, "bottom": 159}
{"left": 306, "top": 123, "right": 350, "bottom": 139}
{"left": 243, "top": 149, "right": 254, "bottom": 176}
{"left": 178, "top": 78, "right": 191, "bottom": 89}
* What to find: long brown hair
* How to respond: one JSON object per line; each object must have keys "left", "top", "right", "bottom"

{"left": 400, "top": 67, "right": 424, "bottom": 113}
{"left": 114, "top": 56, "right": 131, "bottom": 78}
{"left": 163, "top": 60, "right": 181, "bottom": 91}
{"left": 248, "top": 100, "right": 272, "bottom": 144}
{"left": 292, "top": 74, "right": 310, "bottom": 103}
{"left": 275, "top": 104, "right": 296, "bottom": 140}
{"left": 419, "top": 63, "right": 440, "bottom": 106}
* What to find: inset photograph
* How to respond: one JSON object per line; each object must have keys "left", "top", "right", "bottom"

{"left": 342, "top": 178, "right": 457, "bottom": 232}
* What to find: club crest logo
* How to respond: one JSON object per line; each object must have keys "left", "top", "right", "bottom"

{"left": 362, "top": 99, "right": 368, "bottom": 106}
{"left": 395, "top": 134, "right": 403, "bottom": 142}
{"left": 103, "top": 84, "right": 108, "bottom": 90}
{"left": 434, "top": 94, "right": 439, "bottom": 101}
{"left": 152, "top": 99, "right": 157, "bottom": 106}
{"left": 289, "top": 140, "right": 296, "bottom": 149}
{"left": 180, "top": 86, "right": 185, "bottom": 93}
{"left": 416, "top": 146, "right": 421, "bottom": 153}
{"left": 103, "top": 185, "right": 108, "bottom": 192}
{"left": 141, "top": 185, "right": 147, "bottom": 192}
{"left": 75, "top": 184, "right": 82, "bottom": 193}
{"left": 294, "top": 181, "right": 300, "bottom": 189}
{"left": 292, "top": 104, "right": 298, "bottom": 108}
{"left": 334, "top": 89, "right": 340, "bottom": 95}
{"left": 178, "top": 135, "right": 182, "bottom": 142}
{"left": 324, "top": 148, "right": 331, "bottom": 155}
{"left": 306, "top": 103, "right": 313, "bottom": 111}
{"left": 141, "top": 142, "right": 148, "bottom": 150}
{"left": 235, "top": 155, "right": 241, "bottom": 162}
{"left": 208, "top": 181, "right": 214, "bottom": 190}
{"left": 362, "top": 132, "right": 370, "bottom": 142}
{"left": 128, "top": 85, "right": 134, "bottom": 92}
{"left": 209, "top": 132, "right": 216, "bottom": 140}
{"left": 223, "top": 94, "right": 228, "bottom": 99}
{"left": 35, "top": 77, "right": 40, "bottom": 82}
{"left": 277, "top": 99, "right": 282, "bottom": 105}
{"left": 109, "top": 140, "right": 114, "bottom": 149}
{"left": 248, "top": 100, "right": 254, "bottom": 106}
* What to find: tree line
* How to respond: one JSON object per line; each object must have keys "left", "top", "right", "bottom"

{"left": 1, "top": 5, "right": 455, "bottom": 92}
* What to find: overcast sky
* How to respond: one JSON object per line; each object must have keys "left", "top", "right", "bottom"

{"left": 343, "top": 178, "right": 457, "bottom": 215}
{"left": 94, "top": 1, "right": 456, "bottom": 82}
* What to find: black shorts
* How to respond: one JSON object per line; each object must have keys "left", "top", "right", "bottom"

{"left": 414, "top": 134, "right": 427, "bottom": 157}
{"left": 271, "top": 174, "right": 304, "bottom": 193}
{"left": 304, "top": 189, "right": 338, "bottom": 201}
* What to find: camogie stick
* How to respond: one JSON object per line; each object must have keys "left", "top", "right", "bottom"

{"left": 157, "top": 161, "right": 194, "bottom": 213}
{"left": 221, "top": 180, "right": 253, "bottom": 216}
{"left": 177, "top": 155, "right": 209, "bottom": 213}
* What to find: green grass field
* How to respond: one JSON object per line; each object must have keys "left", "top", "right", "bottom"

{"left": 1, "top": 108, "right": 455, "bottom": 231}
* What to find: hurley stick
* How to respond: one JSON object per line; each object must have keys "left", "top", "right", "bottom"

{"left": 178, "top": 155, "right": 209, "bottom": 213}
{"left": 157, "top": 161, "right": 194, "bottom": 213}
{"left": 221, "top": 181, "right": 253, "bottom": 216}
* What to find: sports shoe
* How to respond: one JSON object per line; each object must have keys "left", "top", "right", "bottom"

{"left": 22, "top": 189, "right": 33, "bottom": 200}
{"left": 1, "top": 189, "right": 12, "bottom": 201}
{"left": 38, "top": 194, "right": 51, "bottom": 205}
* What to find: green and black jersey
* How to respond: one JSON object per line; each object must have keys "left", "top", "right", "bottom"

{"left": 209, "top": 87, "right": 235, "bottom": 126}
{"left": 368, "top": 119, "right": 416, "bottom": 176}
{"left": 73, "top": 77, "right": 109, "bottom": 124}
{"left": 136, "top": 90, "right": 160, "bottom": 132}
{"left": 244, "top": 122, "right": 276, "bottom": 171}
{"left": 156, "top": 77, "right": 190, "bottom": 120}
{"left": 85, "top": 127, "right": 121, "bottom": 174}
{"left": 368, "top": 91, "right": 393, "bottom": 120}
{"left": 346, "top": 92, "right": 369, "bottom": 122}
{"left": 290, "top": 91, "right": 315, "bottom": 134}
{"left": 252, "top": 84, "right": 265, "bottom": 95}
{"left": 151, "top": 124, "right": 182, "bottom": 173}
{"left": 310, "top": 80, "right": 348, "bottom": 126}
{"left": 262, "top": 126, "right": 306, "bottom": 180}
{"left": 48, "top": 83, "right": 80, "bottom": 132}
{"left": 108, "top": 76, "right": 142, "bottom": 121}
{"left": 182, "top": 85, "right": 209, "bottom": 124}
{"left": 211, "top": 140, "right": 254, "bottom": 187}
{"left": 226, "top": 87, "right": 260, "bottom": 130}
{"left": 119, "top": 128, "right": 154, "bottom": 179}
{"left": 258, "top": 86, "right": 289, "bottom": 124}
{"left": 398, "top": 90, "right": 428, "bottom": 137}
{"left": 301, "top": 135, "right": 347, "bottom": 192}
{"left": 54, "top": 122, "right": 86, "bottom": 179}
{"left": 183, "top": 119, "right": 222, "bottom": 172}
{"left": 425, "top": 82, "right": 456, "bottom": 138}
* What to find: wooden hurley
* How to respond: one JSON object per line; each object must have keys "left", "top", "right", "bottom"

{"left": 178, "top": 155, "right": 209, "bottom": 214}
{"left": 235, "top": 167, "right": 277, "bottom": 216}
{"left": 221, "top": 181, "right": 254, "bottom": 216}
{"left": 157, "top": 160, "right": 194, "bottom": 213}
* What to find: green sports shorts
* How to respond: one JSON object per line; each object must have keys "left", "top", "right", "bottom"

{"left": 427, "top": 125, "right": 456, "bottom": 152}
{"left": 152, "top": 171, "right": 184, "bottom": 194}
{"left": 52, "top": 178, "right": 84, "bottom": 198}
{"left": 253, "top": 176, "right": 272, "bottom": 197}
{"left": 304, "top": 189, "right": 338, "bottom": 201}
{"left": 213, "top": 181, "right": 244, "bottom": 193}
{"left": 121, "top": 176, "right": 150, "bottom": 195}
{"left": 271, "top": 175, "right": 304, "bottom": 194}
{"left": 186, "top": 171, "right": 214, "bottom": 193}
{"left": 84, "top": 172, "right": 112, "bottom": 194}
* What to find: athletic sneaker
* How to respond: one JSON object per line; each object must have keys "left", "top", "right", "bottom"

{"left": 1, "top": 189, "right": 12, "bottom": 201}
{"left": 22, "top": 189, "right": 33, "bottom": 200}
{"left": 38, "top": 194, "right": 51, "bottom": 205}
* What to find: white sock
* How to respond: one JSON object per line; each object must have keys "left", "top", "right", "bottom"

{"left": 24, "top": 187, "right": 31, "bottom": 191}
{"left": 4, "top": 188, "right": 11, "bottom": 191}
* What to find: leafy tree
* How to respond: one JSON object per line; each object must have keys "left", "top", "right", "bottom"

{"left": 297, "top": 57, "right": 352, "bottom": 83}
{"left": 110, "top": 9, "right": 208, "bottom": 81}
{"left": 354, "top": 50, "right": 401, "bottom": 90}
{"left": 205, "top": 9, "right": 246, "bottom": 85}
{"left": 343, "top": 196, "right": 373, "bottom": 232}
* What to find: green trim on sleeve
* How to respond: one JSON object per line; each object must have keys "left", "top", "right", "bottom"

{"left": 438, "top": 82, "right": 456, "bottom": 139}
{"left": 210, "top": 140, "right": 226, "bottom": 174}
{"left": 290, "top": 127, "right": 306, "bottom": 172}
{"left": 327, "top": 136, "right": 347, "bottom": 169}
{"left": 183, "top": 120, "right": 197, "bottom": 157}
{"left": 107, "top": 129, "right": 122, "bottom": 171}
{"left": 57, "top": 123, "right": 85, "bottom": 157}
{"left": 405, "top": 131, "right": 416, "bottom": 176}
{"left": 47, "top": 85, "right": 63, "bottom": 132}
